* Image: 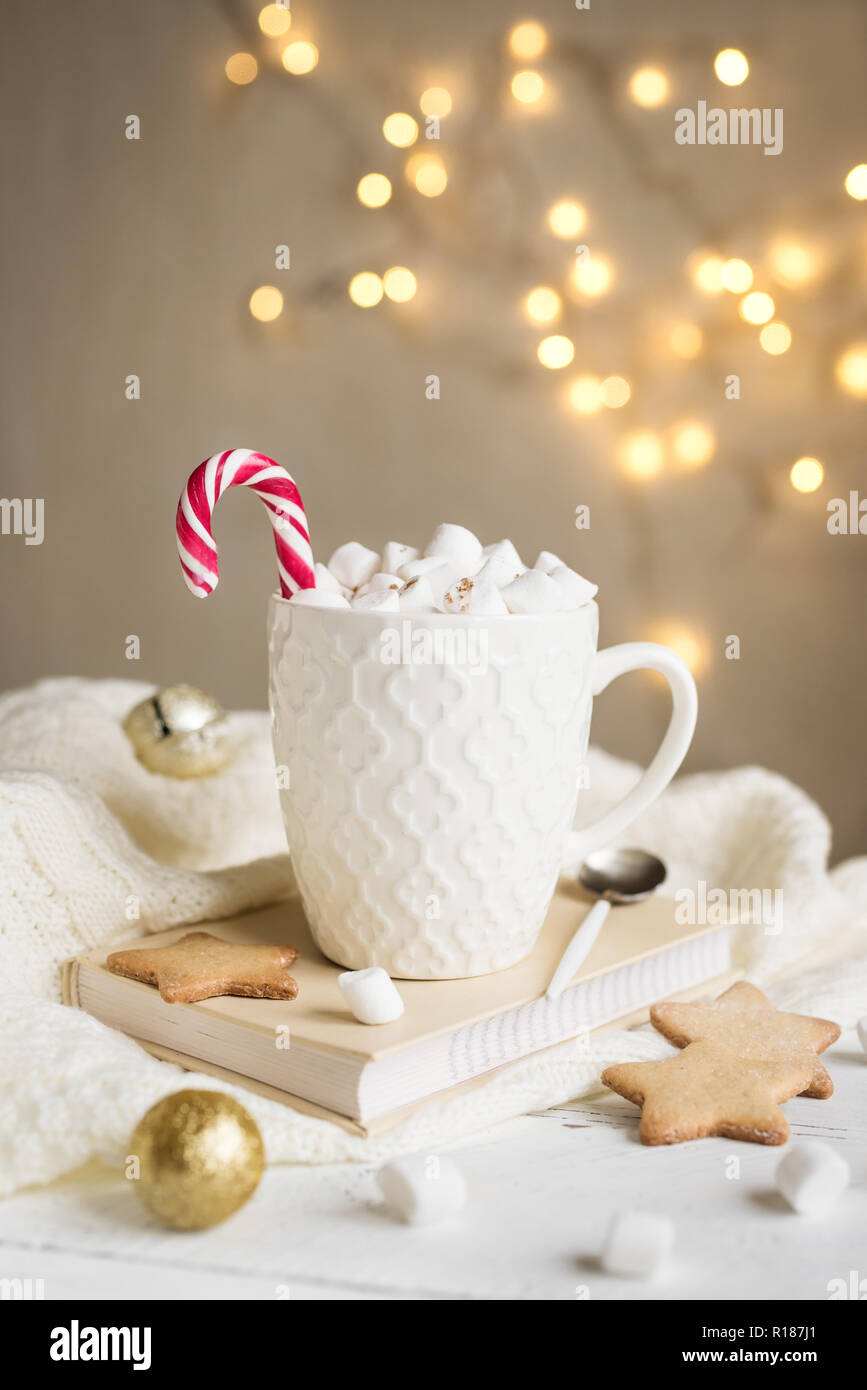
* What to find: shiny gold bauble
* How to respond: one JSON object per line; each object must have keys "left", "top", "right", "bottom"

{"left": 129, "top": 1090, "right": 265, "bottom": 1230}
{"left": 123, "top": 683, "right": 234, "bottom": 777}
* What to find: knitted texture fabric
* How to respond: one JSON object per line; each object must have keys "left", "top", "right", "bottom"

{"left": 1, "top": 677, "right": 865, "bottom": 1196}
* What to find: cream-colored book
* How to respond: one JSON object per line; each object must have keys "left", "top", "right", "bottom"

{"left": 64, "top": 889, "right": 734, "bottom": 1135}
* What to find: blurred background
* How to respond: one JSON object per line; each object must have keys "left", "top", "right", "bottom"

{"left": 1, "top": 0, "right": 865, "bottom": 856}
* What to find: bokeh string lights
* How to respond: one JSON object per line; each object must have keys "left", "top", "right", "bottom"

{"left": 221, "top": 5, "right": 863, "bottom": 674}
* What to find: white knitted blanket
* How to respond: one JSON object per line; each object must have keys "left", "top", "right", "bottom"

{"left": 1, "top": 678, "right": 866, "bottom": 1197}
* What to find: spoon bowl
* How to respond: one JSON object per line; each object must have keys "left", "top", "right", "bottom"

{"left": 578, "top": 847, "right": 667, "bottom": 904}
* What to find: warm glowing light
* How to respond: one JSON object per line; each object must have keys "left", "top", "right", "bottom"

{"left": 548, "top": 200, "right": 587, "bottom": 239}
{"left": 672, "top": 421, "right": 715, "bottom": 468}
{"left": 600, "top": 375, "right": 631, "bottom": 408}
{"left": 406, "top": 153, "right": 448, "bottom": 197}
{"left": 714, "top": 49, "right": 749, "bottom": 86}
{"left": 356, "top": 173, "right": 392, "bottom": 208}
{"left": 669, "top": 322, "right": 704, "bottom": 358}
{"left": 628, "top": 67, "right": 669, "bottom": 108}
{"left": 281, "top": 41, "right": 318, "bottom": 74}
{"left": 525, "top": 286, "right": 562, "bottom": 324}
{"left": 835, "top": 343, "right": 867, "bottom": 397}
{"left": 420, "top": 86, "right": 452, "bottom": 118}
{"left": 789, "top": 457, "right": 824, "bottom": 493}
{"left": 653, "top": 623, "right": 707, "bottom": 674}
{"left": 383, "top": 112, "right": 419, "bottom": 147}
{"left": 720, "top": 258, "right": 753, "bottom": 293}
{"left": 568, "top": 376, "right": 604, "bottom": 415}
{"left": 760, "top": 321, "right": 792, "bottom": 355}
{"left": 844, "top": 164, "right": 867, "bottom": 200}
{"left": 249, "top": 285, "right": 283, "bottom": 321}
{"left": 508, "top": 21, "right": 547, "bottom": 60}
{"left": 621, "top": 430, "right": 663, "bottom": 479}
{"left": 383, "top": 266, "right": 417, "bottom": 303}
{"left": 690, "top": 253, "right": 725, "bottom": 295}
{"left": 511, "top": 70, "right": 545, "bottom": 104}
{"left": 225, "top": 52, "right": 258, "bottom": 85}
{"left": 739, "top": 291, "right": 775, "bottom": 325}
{"left": 258, "top": 4, "right": 291, "bottom": 36}
{"left": 572, "top": 255, "right": 613, "bottom": 297}
{"left": 537, "top": 335, "right": 575, "bottom": 369}
{"left": 348, "top": 272, "right": 384, "bottom": 307}
{"left": 769, "top": 241, "right": 817, "bottom": 287}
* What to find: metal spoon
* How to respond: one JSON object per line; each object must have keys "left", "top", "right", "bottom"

{"left": 545, "top": 847, "right": 667, "bottom": 1000}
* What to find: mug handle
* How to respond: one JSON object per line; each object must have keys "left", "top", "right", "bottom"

{"left": 562, "top": 642, "right": 698, "bottom": 873}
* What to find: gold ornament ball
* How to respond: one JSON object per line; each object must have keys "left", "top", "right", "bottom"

{"left": 129, "top": 1090, "right": 265, "bottom": 1230}
{"left": 123, "top": 683, "right": 234, "bottom": 778}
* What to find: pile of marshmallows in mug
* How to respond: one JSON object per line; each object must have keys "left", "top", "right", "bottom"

{"left": 290, "top": 524, "right": 598, "bottom": 616}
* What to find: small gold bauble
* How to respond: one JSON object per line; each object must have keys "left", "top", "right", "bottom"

{"left": 128, "top": 1089, "right": 265, "bottom": 1230}
{"left": 123, "top": 683, "right": 234, "bottom": 778}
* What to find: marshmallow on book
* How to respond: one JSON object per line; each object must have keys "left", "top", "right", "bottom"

{"left": 501, "top": 569, "right": 564, "bottom": 614}
{"left": 288, "top": 588, "right": 351, "bottom": 610}
{"left": 775, "top": 1141, "right": 850, "bottom": 1215}
{"left": 338, "top": 966, "right": 405, "bottom": 1024}
{"left": 377, "top": 1155, "right": 467, "bottom": 1226}
{"left": 381, "top": 541, "right": 419, "bottom": 575}
{"left": 423, "top": 523, "right": 483, "bottom": 573}
{"left": 600, "top": 1211, "right": 674, "bottom": 1279}
{"left": 328, "top": 541, "right": 380, "bottom": 591}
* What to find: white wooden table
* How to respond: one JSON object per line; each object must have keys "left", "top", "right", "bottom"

{"left": 1, "top": 1032, "right": 864, "bottom": 1301}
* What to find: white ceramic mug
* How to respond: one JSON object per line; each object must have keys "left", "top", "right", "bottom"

{"left": 268, "top": 596, "right": 697, "bottom": 979}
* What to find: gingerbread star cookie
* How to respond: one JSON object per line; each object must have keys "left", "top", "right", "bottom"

{"left": 107, "top": 931, "right": 299, "bottom": 1004}
{"left": 601, "top": 1039, "right": 814, "bottom": 1146}
{"left": 650, "top": 981, "right": 840, "bottom": 1099}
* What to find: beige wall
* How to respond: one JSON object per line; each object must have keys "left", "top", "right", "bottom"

{"left": 1, "top": 0, "right": 865, "bottom": 858}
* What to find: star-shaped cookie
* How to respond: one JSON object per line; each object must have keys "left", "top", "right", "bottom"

{"left": 601, "top": 1039, "right": 814, "bottom": 1146}
{"left": 107, "top": 931, "right": 299, "bottom": 1003}
{"left": 650, "top": 981, "right": 840, "bottom": 1098}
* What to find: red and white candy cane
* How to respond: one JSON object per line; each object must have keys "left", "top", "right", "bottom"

{"left": 177, "top": 449, "right": 315, "bottom": 599}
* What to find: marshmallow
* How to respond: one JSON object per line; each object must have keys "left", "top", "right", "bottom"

{"left": 441, "top": 576, "right": 508, "bottom": 616}
{"left": 381, "top": 541, "right": 419, "bottom": 575}
{"left": 328, "top": 541, "right": 380, "bottom": 591}
{"left": 601, "top": 1211, "right": 674, "bottom": 1279}
{"left": 423, "top": 523, "right": 483, "bottom": 573}
{"left": 482, "top": 538, "right": 522, "bottom": 566}
{"left": 501, "top": 569, "right": 565, "bottom": 614}
{"left": 377, "top": 1155, "right": 467, "bottom": 1226}
{"left": 338, "top": 966, "right": 404, "bottom": 1025}
{"left": 533, "top": 550, "right": 564, "bottom": 574}
{"left": 398, "top": 576, "right": 437, "bottom": 612}
{"left": 313, "top": 562, "right": 350, "bottom": 598}
{"left": 423, "top": 561, "right": 462, "bottom": 606}
{"left": 548, "top": 564, "right": 598, "bottom": 607}
{"left": 398, "top": 555, "right": 447, "bottom": 582}
{"left": 351, "top": 589, "right": 400, "bottom": 613}
{"left": 477, "top": 543, "right": 525, "bottom": 590}
{"left": 354, "top": 572, "right": 403, "bottom": 598}
{"left": 775, "top": 1141, "right": 850, "bottom": 1215}
{"left": 857, "top": 1015, "right": 867, "bottom": 1053}
{"left": 288, "top": 588, "right": 351, "bottom": 609}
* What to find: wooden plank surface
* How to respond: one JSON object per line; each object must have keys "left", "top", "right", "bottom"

{"left": 0, "top": 1032, "right": 864, "bottom": 1301}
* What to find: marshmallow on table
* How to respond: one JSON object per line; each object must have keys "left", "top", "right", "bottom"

{"left": 351, "top": 588, "right": 400, "bottom": 613}
{"left": 381, "top": 541, "right": 419, "bottom": 575}
{"left": 288, "top": 588, "right": 351, "bottom": 610}
{"left": 441, "top": 576, "right": 508, "bottom": 616}
{"left": 533, "top": 550, "right": 564, "bottom": 574}
{"left": 601, "top": 1211, "right": 674, "bottom": 1279}
{"left": 423, "top": 523, "right": 483, "bottom": 574}
{"left": 377, "top": 1154, "right": 467, "bottom": 1226}
{"left": 354, "top": 572, "right": 403, "bottom": 598}
{"left": 548, "top": 564, "right": 598, "bottom": 606}
{"left": 328, "top": 541, "right": 380, "bottom": 591}
{"left": 398, "top": 576, "right": 437, "bottom": 612}
{"left": 775, "top": 1141, "right": 850, "bottom": 1214}
{"left": 501, "top": 569, "right": 565, "bottom": 614}
{"left": 857, "top": 1015, "right": 867, "bottom": 1053}
{"left": 338, "top": 966, "right": 404, "bottom": 1024}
